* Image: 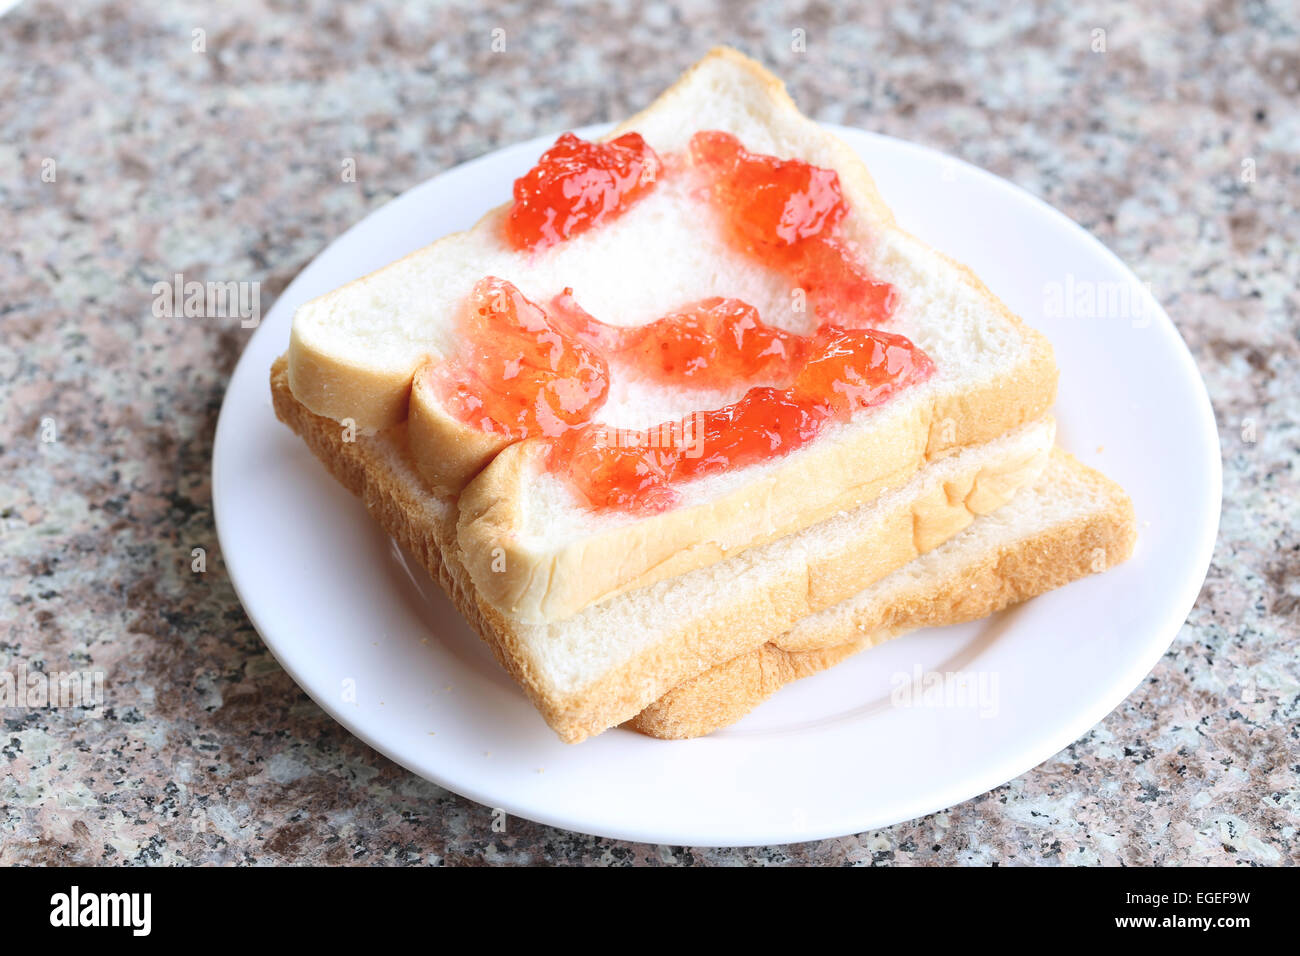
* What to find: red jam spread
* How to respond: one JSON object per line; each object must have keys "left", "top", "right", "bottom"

{"left": 550, "top": 326, "right": 932, "bottom": 511}
{"left": 504, "top": 132, "right": 662, "bottom": 251}
{"left": 550, "top": 290, "right": 802, "bottom": 388}
{"left": 434, "top": 131, "right": 931, "bottom": 513}
{"left": 430, "top": 277, "right": 609, "bottom": 438}
{"left": 690, "top": 131, "right": 896, "bottom": 328}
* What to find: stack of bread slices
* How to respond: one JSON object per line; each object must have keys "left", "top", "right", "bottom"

{"left": 271, "top": 48, "right": 1135, "bottom": 743}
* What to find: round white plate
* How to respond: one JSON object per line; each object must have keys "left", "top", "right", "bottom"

{"left": 213, "top": 124, "right": 1220, "bottom": 847}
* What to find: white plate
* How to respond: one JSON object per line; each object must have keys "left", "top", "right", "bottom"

{"left": 213, "top": 124, "right": 1220, "bottom": 846}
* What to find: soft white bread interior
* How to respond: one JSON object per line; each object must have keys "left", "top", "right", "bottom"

{"left": 271, "top": 357, "right": 1058, "bottom": 743}
{"left": 629, "top": 449, "right": 1137, "bottom": 739}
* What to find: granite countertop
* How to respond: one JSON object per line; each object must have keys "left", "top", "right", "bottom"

{"left": 2, "top": 0, "right": 1296, "bottom": 865}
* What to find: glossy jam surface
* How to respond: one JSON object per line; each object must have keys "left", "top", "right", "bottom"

{"left": 690, "top": 130, "right": 896, "bottom": 328}
{"left": 691, "top": 130, "right": 848, "bottom": 249}
{"left": 550, "top": 290, "right": 802, "bottom": 388}
{"left": 550, "top": 326, "right": 933, "bottom": 511}
{"left": 504, "top": 132, "right": 662, "bottom": 251}
{"left": 431, "top": 277, "right": 609, "bottom": 439}
{"left": 437, "top": 131, "right": 930, "bottom": 513}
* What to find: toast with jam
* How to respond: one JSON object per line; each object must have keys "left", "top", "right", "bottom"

{"left": 273, "top": 49, "right": 1131, "bottom": 742}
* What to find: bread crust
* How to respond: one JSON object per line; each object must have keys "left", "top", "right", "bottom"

{"left": 287, "top": 324, "right": 421, "bottom": 434}
{"left": 271, "top": 358, "right": 1058, "bottom": 743}
{"left": 629, "top": 449, "right": 1137, "bottom": 738}
{"left": 405, "top": 364, "right": 511, "bottom": 496}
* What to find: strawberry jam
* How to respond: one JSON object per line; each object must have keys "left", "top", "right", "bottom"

{"left": 549, "top": 290, "right": 802, "bottom": 388}
{"left": 690, "top": 130, "right": 848, "bottom": 249}
{"left": 791, "top": 326, "right": 929, "bottom": 416}
{"left": 430, "top": 277, "right": 609, "bottom": 438}
{"left": 549, "top": 326, "right": 933, "bottom": 512}
{"left": 505, "top": 132, "right": 662, "bottom": 251}
{"left": 690, "top": 130, "right": 896, "bottom": 328}
{"left": 434, "top": 130, "right": 930, "bottom": 513}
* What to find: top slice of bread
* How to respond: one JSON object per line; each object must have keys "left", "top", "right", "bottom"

{"left": 286, "top": 47, "right": 1057, "bottom": 624}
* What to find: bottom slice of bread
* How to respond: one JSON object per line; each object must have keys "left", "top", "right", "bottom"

{"left": 628, "top": 450, "right": 1135, "bottom": 739}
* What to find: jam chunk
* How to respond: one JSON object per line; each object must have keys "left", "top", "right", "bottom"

{"left": 432, "top": 277, "right": 609, "bottom": 438}
{"left": 690, "top": 130, "right": 896, "bottom": 328}
{"left": 505, "top": 132, "right": 662, "bottom": 251}
{"left": 690, "top": 130, "right": 848, "bottom": 250}
{"left": 792, "top": 326, "right": 931, "bottom": 415}
{"left": 549, "top": 325, "right": 934, "bottom": 513}
{"left": 549, "top": 429, "right": 680, "bottom": 514}
{"left": 550, "top": 290, "right": 803, "bottom": 388}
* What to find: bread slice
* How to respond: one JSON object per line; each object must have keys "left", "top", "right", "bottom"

{"left": 286, "top": 47, "right": 1057, "bottom": 624}
{"left": 271, "top": 357, "right": 1055, "bottom": 742}
{"left": 630, "top": 450, "right": 1136, "bottom": 738}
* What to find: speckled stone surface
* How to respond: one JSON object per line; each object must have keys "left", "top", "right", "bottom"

{"left": 2, "top": 0, "right": 1297, "bottom": 865}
